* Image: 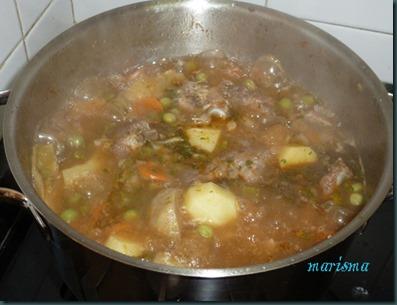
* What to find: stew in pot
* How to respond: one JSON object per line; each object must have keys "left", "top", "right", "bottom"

{"left": 31, "top": 50, "right": 366, "bottom": 268}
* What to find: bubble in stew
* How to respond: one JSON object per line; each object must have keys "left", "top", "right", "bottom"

{"left": 32, "top": 51, "right": 366, "bottom": 268}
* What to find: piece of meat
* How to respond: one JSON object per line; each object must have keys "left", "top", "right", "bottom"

{"left": 291, "top": 119, "right": 335, "bottom": 147}
{"left": 203, "top": 88, "right": 231, "bottom": 118}
{"left": 205, "top": 150, "right": 275, "bottom": 184}
{"left": 112, "top": 120, "right": 158, "bottom": 157}
{"left": 217, "top": 80, "right": 277, "bottom": 127}
{"left": 320, "top": 158, "right": 353, "bottom": 196}
{"left": 176, "top": 81, "right": 210, "bottom": 112}
{"left": 238, "top": 96, "right": 277, "bottom": 129}
{"left": 304, "top": 111, "right": 333, "bottom": 127}
{"left": 176, "top": 81, "right": 231, "bottom": 124}
{"left": 304, "top": 105, "right": 336, "bottom": 127}
{"left": 218, "top": 79, "right": 275, "bottom": 109}
{"left": 178, "top": 167, "right": 200, "bottom": 186}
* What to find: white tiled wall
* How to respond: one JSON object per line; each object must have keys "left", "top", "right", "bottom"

{"left": 267, "top": 0, "right": 393, "bottom": 33}
{"left": 16, "top": 0, "right": 51, "bottom": 34}
{"left": 0, "top": 0, "right": 393, "bottom": 91}
{"left": 24, "top": 0, "right": 74, "bottom": 58}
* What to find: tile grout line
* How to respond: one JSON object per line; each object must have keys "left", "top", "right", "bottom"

{"left": 23, "top": 0, "right": 54, "bottom": 58}
{"left": 304, "top": 18, "right": 392, "bottom": 35}
{"left": 0, "top": 1, "right": 392, "bottom": 68}
{"left": 70, "top": 0, "right": 77, "bottom": 24}
{"left": 1, "top": 0, "right": 54, "bottom": 68}
{"left": 0, "top": 0, "right": 27, "bottom": 68}
{"left": 12, "top": 0, "right": 29, "bottom": 63}
{"left": 0, "top": 39, "right": 24, "bottom": 68}
{"left": 24, "top": 0, "right": 54, "bottom": 36}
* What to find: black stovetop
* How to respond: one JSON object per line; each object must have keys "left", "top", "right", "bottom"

{"left": 0, "top": 85, "right": 394, "bottom": 301}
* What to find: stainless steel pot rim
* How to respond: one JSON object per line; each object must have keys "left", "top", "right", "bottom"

{"left": 3, "top": 0, "right": 393, "bottom": 278}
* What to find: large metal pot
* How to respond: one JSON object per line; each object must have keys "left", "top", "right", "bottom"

{"left": 0, "top": 0, "right": 392, "bottom": 299}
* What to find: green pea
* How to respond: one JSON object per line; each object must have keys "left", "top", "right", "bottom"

{"left": 350, "top": 193, "right": 363, "bottom": 206}
{"left": 278, "top": 97, "right": 293, "bottom": 110}
{"left": 140, "top": 145, "right": 154, "bottom": 158}
{"left": 123, "top": 209, "right": 138, "bottom": 221}
{"left": 195, "top": 72, "right": 207, "bottom": 83}
{"left": 66, "top": 193, "right": 82, "bottom": 206}
{"left": 160, "top": 97, "right": 173, "bottom": 109}
{"left": 60, "top": 208, "right": 79, "bottom": 224}
{"left": 67, "top": 134, "right": 85, "bottom": 149}
{"left": 351, "top": 183, "right": 363, "bottom": 192}
{"left": 163, "top": 112, "right": 177, "bottom": 124}
{"left": 197, "top": 224, "right": 213, "bottom": 238}
{"left": 302, "top": 95, "right": 316, "bottom": 106}
{"left": 244, "top": 79, "right": 257, "bottom": 91}
{"left": 170, "top": 108, "right": 180, "bottom": 115}
{"left": 185, "top": 60, "right": 199, "bottom": 73}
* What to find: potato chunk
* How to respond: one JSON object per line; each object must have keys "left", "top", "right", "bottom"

{"left": 105, "top": 234, "right": 145, "bottom": 257}
{"left": 32, "top": 143, "right": 64, "bottom": 212}
{"left": 278, "top": 146, "right": 318, "bottom": 169}
{"left": 184, "top": 182, "right": 238, "bottom": 226}
{"left": 62, "top": 152, "right": 112, "bottom": 187}
{"left": 124, "top": 76, "right": 160, "bottom": 102}
{"left": 62, "top": 151, "right": 115, "bottom": 201}
{"left": 62, "top": 158, "right": 98, "bottom": 187}
{"left": 32, "top": 143, "right": 59, "bottom": 179}
{"left": 124, "top": 70, "right": 186, "bottom": 102}
{"left": 185, "top": 128, "right": 221, "bottom": 153}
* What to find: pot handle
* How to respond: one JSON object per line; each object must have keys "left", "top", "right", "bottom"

{"left": 386, "top": 90, "right": 393, "bottom": 201}
{"left": 385, "top": 185, "right": 393, "bottom": 201}
{"left": 0, "top": 89, "right": 10, "bottom": 105}
{"left": 0, "top": 187, "right": 50, "bottom": 238}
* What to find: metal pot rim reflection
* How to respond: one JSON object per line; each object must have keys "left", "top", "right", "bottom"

{"left": 2, "top": 0, "right": 393, "bottom": 278}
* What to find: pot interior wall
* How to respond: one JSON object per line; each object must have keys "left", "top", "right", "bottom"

{"left": 9, "top": 1, "right": 391, "bottom": 238}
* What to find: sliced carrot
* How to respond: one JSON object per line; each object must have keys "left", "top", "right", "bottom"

{"left": 137, "top": 162, "right": 168, "bottom": 182}
{"left": 109, "top": 221, "right": 134, "bottom": 235}
{"left": 90, "top": 202, "right": 109, "bottom": 225}
{"left": 134, "top": 97, "right": 163, "bottom": 116}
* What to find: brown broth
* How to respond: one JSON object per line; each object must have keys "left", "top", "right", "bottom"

{"left": 31, "top": 51, "right": 366, "bottom": 268}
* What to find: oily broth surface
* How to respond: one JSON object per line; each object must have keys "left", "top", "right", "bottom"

{"left": 31, "top": 51, "right": 365, "bottom": 268}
